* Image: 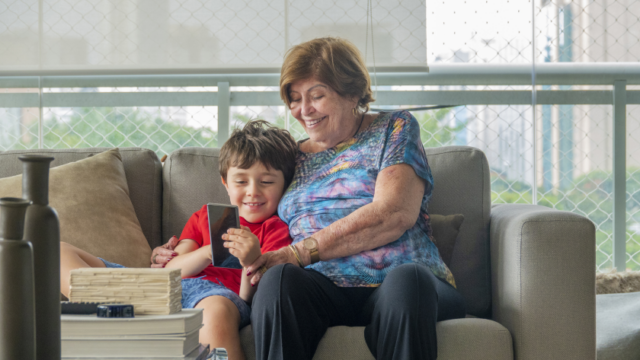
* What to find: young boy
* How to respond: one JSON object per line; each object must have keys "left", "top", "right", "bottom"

{"left": 59, "top": 120, "right": 299, "bottom": 360}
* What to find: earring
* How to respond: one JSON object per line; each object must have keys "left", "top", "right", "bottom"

{"left": 352, "top": 107, "right": 358, "bottom": 117}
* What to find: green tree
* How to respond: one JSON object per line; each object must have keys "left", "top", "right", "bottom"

{"left": 414, "top": 107, "right": 466, "bottom": 148}
{"left": 491, "top": 171, "right": 533, "bottom": 204}
{"left": 44, "top": 107, "right": 217, "bottom": 157}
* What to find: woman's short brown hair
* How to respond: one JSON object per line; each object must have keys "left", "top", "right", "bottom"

{"left": 219, "top": 120, "right": 298, "bottom": 189}
{"left": 280, "top": 37, "right": 375, "bottom": 113}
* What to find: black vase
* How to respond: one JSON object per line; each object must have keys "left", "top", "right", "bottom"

{"left": 20, "top": 155, "right": 60, "bottom": 360}
{"left": 0, "top": 197, "right": 35, "bottom": 360}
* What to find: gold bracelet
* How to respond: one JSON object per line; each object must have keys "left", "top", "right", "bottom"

{"left": 289, "top": 245, "right": 304, "bottom": 267}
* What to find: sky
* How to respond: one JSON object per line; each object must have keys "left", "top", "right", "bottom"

{"left": 426, "top": 0, "right": 535, "bottom": 64}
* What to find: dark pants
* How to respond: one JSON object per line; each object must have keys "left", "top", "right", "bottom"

{"left": 251, "top": 263, "right": 466, "bottom": 360}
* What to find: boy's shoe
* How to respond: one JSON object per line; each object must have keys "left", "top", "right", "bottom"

{"left": 207, "top": 348, "right": 228, "bottom": 360}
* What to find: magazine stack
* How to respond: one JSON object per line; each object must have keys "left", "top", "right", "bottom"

{"left": 61, "top": 308, "right": 208, "bottom": 360}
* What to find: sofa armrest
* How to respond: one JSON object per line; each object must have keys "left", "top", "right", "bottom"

{"left": 490, "top": 204, "right": 596, "bottom": 360}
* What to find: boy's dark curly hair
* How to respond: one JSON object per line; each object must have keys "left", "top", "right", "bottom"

{"left": 219, "top": 120, "right": 298, "bottom": 189}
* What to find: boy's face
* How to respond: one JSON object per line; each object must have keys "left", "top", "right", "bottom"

{"left": 222, "top": 161, "right": 286, "bottom": 223}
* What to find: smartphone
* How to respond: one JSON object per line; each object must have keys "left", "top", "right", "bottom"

{"left": 207, "top": 203, "right": 242, "bottom": 269}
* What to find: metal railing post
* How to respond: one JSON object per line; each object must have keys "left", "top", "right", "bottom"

{"left": 38, "top": 76, "right": 43, "bottom": 149}
{"left": 613, "top": 80, "right": 627, "bottom": 271}
{"left": 217, "top": 82, "right": 230, "bottom": 146}
{"left": 531, "top": 0, "right": 537, "bottom": 205}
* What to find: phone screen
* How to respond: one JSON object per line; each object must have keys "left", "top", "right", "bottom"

{"left": 207, "top": 204, "right": 241, "bottom": 269}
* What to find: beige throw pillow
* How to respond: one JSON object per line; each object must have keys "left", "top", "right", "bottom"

{"left": 430, "top": 214, "right": 465, "bottom": 267}
{"left": 0, "top": 148, "right": 151, "bottom": 268}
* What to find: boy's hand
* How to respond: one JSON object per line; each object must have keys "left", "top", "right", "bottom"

{"left": 222, "top": 226, "right": 261, "bottom": 267}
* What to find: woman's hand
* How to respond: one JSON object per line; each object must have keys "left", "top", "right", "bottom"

{"left": 150, "top": 236, "right": 179, "bottom": 268}
{"left": 245, "top": 246, "right": 299, "bottom": 285}
{"left": 222, "top": 226, "right": 261, "bottom": 267}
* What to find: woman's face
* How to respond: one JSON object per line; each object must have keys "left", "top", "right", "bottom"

{"left": 288, "top": 77, "right": 358, "bottom": 151}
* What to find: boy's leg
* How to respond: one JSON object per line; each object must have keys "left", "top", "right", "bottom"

{"left": 60, "top": 242, "right": 105, "bottom": 298}
{"left": 195, "top": 296, "right": 245, "bottom": 360}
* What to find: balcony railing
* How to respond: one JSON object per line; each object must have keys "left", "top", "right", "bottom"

{"left": 1, "top": 63, "right": 639, "bottom": 271}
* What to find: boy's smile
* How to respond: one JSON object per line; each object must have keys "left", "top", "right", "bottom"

{"left": 222, "top": 162, "right": 286, "bottom": 224}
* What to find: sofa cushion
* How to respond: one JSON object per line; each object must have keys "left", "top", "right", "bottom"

{"left": 430, "top": 213, "right": 464, "bottom": 267}
{"left": 0, "top": 147, "right": 162, "bottom": 249}
{"left": 239, "top": 319, "right": 513, "bottom": 360}
{"left": 0, "top": 148, "right": 152, "bottom": 268}
{"left": 425, "top": 146, "right": 491, "bottom": 318}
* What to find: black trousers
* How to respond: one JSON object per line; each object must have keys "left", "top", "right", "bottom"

{"left": 251, "top": 263, "right": 466, "bottom": 360}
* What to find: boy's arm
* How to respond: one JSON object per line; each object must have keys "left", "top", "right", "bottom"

{"left": 239, "top": 267, "right": 257, "bottom": 302}
{"left": 165, "top": 239, "right": 212, "bottom": 278}
{"left": 225, "top": 226, "right": 262, "bottom": 302}
{"left": 233, "top": 219, "right": 293, "bottom": 300}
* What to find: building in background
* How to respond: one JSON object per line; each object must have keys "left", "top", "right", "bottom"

{"left": 538, "top": 0, "right": 640, "bottom": 190}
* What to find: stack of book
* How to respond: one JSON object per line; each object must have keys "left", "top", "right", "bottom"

{"left": 61, "top": 308, "right": 207, "bottom": 360}
{"left": 69, "top": 268, "right": 182, "bottom": 315}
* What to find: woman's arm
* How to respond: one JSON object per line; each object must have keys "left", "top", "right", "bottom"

{"left": 246, "top": 163, "right": 425, "bottom": 276}
{"left": 297, "top": 163, "right": 425, "bottom": 264}
{"left": 164, "top": 239, "right": 212, "bottom": 278}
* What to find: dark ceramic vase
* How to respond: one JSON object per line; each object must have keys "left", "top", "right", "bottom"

{"left": 20, "top": 155, "right": 60, "bottom": 360}
{"left": 0, "top": 197, "right": 35, "bottom": 360}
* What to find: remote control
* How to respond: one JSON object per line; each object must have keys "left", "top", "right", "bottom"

{"left": 97, "top": 304, "right": 135, "bottom": 318}
{"left": 61, "top": 301, "right": 121, "bottom": 315}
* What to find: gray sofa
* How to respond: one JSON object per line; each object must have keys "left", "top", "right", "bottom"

{"left": 0, "top": 146, "right": 596, "bottom": 360}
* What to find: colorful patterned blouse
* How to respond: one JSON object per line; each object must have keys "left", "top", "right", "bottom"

{"left": 278, "top": 110, "right": 455, "bottom": 287}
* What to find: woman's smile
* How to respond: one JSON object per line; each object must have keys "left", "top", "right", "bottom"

{"left": 303, "top": 116, "right": 327, "bottom": 128}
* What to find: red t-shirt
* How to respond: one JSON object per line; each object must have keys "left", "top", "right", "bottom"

{"left": 178, "top": 205, "right": 292, "bottom": 294}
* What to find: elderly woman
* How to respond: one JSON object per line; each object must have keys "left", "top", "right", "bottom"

{"left": 153, "top": 37, "right": 466, "bottom": 359}
{"left": 244, "top": 37, "right": 465, "bottom": 360}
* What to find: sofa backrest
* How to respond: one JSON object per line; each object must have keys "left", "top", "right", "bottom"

{"left": 425, "top": 146, "right": 491, "bottom": 318}
{"left": 162, "top": 147, "right": 229, "bottom": 243}
{"left": 0, "top": 147, "right": 163, "bottom": 250}
{"left": 163, "top": 146, "right": 492, "bottom": 317}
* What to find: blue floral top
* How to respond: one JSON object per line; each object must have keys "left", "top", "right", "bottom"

{"left": 278, "top": 110, "right": 455, "bottom": 287}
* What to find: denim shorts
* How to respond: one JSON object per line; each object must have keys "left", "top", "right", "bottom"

{"left": 99, "top": 258, "right": 251, "bottom": 328}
